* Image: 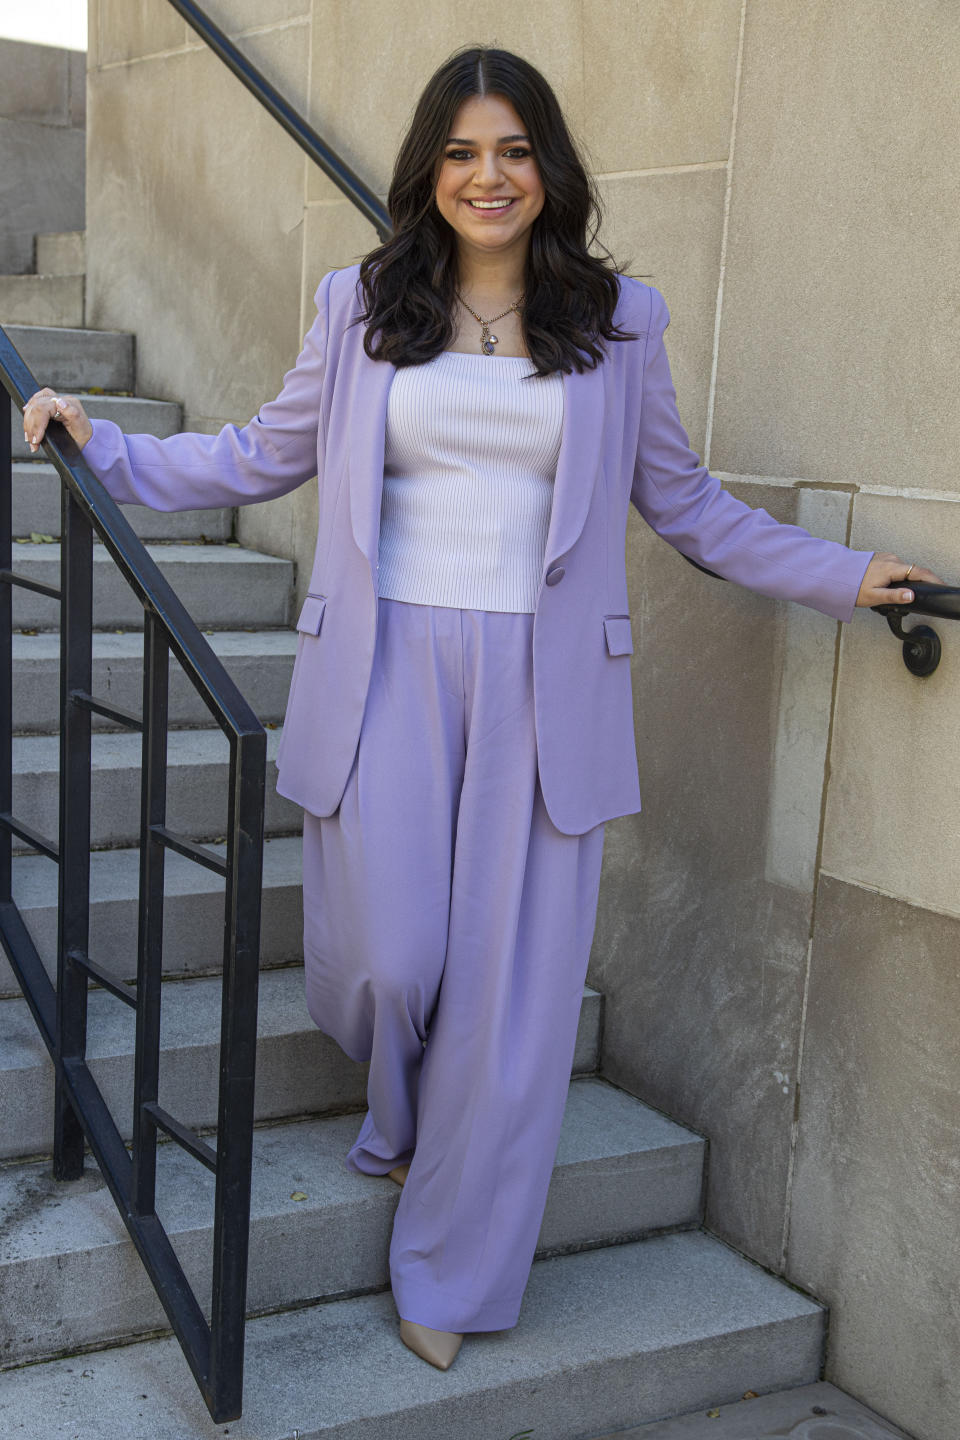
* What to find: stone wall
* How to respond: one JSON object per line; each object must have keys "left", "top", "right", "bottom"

{"left": 85, "top": 3, "right": 960, "bottom": 1435}
{"left": 0, "top": 38, "right": 86, "bottom": 273}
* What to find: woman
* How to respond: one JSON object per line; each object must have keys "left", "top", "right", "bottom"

{"left": 23, "top": 46, "right": 940, "bottom": 1373}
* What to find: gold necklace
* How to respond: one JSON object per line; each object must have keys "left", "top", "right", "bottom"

{"left": 455, "top": 290, "right": 525, "bottom": 355}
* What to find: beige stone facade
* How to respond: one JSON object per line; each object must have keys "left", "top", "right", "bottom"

{"left": 85, "top": 3, "right": 960, "bottom": 1435}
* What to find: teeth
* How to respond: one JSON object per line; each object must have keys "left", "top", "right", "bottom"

{"left": 469, "top": 199, "right": 513, "bottom": 209}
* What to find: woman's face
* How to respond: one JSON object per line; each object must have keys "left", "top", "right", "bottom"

{"left": 434, "top": 93, "right": 545, "bottom": 270}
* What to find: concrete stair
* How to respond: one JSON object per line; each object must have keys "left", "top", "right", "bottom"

{"left": 0, "top": 1232, "right": 824, "bottom": 1440}
{"left": 10, "top": 539, "right": 292, "bottom": 629}
{"left": 0, "top": 232, "right": 831, "bottom": 1437}
{"left": 1, "top": 833, "right": 304, "bottom": 995}
{"left": 12, "top": 726, "right": 299, "bottom": 849}
{"left": 12, "top": 627, "right": 296, "bottom": 732}
{"left": 12, "top": 461, "right": 231, "bottom": 539}
{"left": 0, "top": 271, "right": 84, "bottom": 326}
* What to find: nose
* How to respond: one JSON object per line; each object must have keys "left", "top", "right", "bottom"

{"left": 473, "top": 149, "right": 506, "bottom": 186}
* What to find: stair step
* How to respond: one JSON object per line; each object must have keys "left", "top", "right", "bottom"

{"left": 0, "top": 1231, "right": 824, "bottom": 1439}
{"left": 4, "top": 323, "right": 133, "bottom": 391}
{"left": 586, "top": 1381, "right": 912, "bottom": 1440}
{"left": 0, "top": 272, "right": 83, "bottom": 327}
{"left": 1, "top": 833, "right": 304, "bottom": 998}
{"left": 11, "top": 627, "right": 296, "bottom": 734}
{"left": 0, "top": 967, "right": 602, "bottom": 1160}
{"left": 12, "top": 725, "right": 298, "bottom": 852}
{"left": 11, "top": 392, "right": 181, "bottom": 460}
{"left": 12, "top": 461, "right": 231, "bottom": 540}
{"left": 9, "top": 540, "right": 292, "bottom": 630}
{"left": 0, "top": 1076, "right": 703, "bottom": 1366}
{"left": 34, "top": 230, "right": 85, "bottom": 276}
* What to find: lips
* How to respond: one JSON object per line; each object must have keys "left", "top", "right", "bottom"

{"left": 465, "top": 198, "right": 516, "bottom": 212}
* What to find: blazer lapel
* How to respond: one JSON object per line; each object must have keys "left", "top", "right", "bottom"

{"left": 541, "top": 358, "right": 605, "bottom": 571}
{"left": 347, "top": 339, "right": 606, "bottom": 576}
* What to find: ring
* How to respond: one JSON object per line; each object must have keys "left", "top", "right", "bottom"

{"left": 904, "top": 563, "right": 915, "bottom": 579}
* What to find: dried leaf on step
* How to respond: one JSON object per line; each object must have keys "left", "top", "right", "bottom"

{"left": 29, "top": 532, "right": 55, "bottom": 543}
{"left": 290, "top": 1191, "right": 308, "bottom": 1202}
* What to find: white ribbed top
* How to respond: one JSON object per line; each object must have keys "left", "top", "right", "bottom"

{"left": 377, "top": 349, "right": 564, "bottom": 613}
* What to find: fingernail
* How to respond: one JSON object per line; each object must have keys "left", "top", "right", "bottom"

{"left": 903, "top": 591, "right": 913, "bottom": 602}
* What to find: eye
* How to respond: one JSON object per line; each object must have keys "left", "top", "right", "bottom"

{"left": 443, "top": 147, "right": 533, "bottom": 162}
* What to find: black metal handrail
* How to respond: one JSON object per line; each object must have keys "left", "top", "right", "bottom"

{"left": 0, "top": 326, "right": 266, "bottom": 1424}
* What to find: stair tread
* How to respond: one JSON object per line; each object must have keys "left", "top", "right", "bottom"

{"left": 0, "top": 962, "right": 595, "bottom": 1070}
{"left": 11, "top": 627, "right": 297, "bottom": 661}
{"left": 0, "top": 1231, "right": 823, "bottom": 1440}
{"left": 11, "top": 461, "right": 232, "bottom": 541}
{"left": 10, "top": 830, "right": 302, "bottom": 909}
{"left": 0, "top": 1077, "right": 701, "bottom": 1265}
{"left": 11, "top": 539, "right": 289, "bottom": 565}
{"left": 3, "top": 322, "right": 131, "bottom": 340}
{"left": 13, "top": 723, "right": 283, "bottom": 779}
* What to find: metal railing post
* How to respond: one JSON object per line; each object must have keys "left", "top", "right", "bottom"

{"left": 132, "top": 612, "right": 169, "bottom": 1215}
{"left": 54, "top": 484, "right": 93, "bottom": 1181}
{"left": 0, "top": 398, "right": 11, "bottom": 908}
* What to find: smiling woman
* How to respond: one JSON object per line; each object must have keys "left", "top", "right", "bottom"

{"left": 21, "top": 37, "right": 940, "bottom": 1386}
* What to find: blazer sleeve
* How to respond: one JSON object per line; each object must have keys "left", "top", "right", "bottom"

{"left": 630, "top": 284, "right": 874, "bottom": 622}
{"left": 80, "top": 269, "right": 336, "bottom": 512}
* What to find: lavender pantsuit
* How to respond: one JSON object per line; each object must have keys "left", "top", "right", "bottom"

{"left": 79, "top": 261, "right": 877, "bottom": 1335}
{"left": 302, "top": 597, "right": 605, "bottom": 1331}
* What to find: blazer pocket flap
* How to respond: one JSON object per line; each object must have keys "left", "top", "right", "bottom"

{"left": 295, "top": 594, "right": 327, "bottom": 635}
{"left": 603, "top": 614, "right": 634, "bottom": 656}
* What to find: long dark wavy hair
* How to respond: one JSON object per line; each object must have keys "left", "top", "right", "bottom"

{"left": 350, "top": 45, "right": 644, "bottom": 378}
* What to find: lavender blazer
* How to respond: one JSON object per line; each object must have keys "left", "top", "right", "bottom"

{"left": 83, "top": 263, "right": 874, "bottom": 834}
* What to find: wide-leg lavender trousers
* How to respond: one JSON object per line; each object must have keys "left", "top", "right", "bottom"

{"left": 301, "top": 595, "right": 606, "bottom": 1333}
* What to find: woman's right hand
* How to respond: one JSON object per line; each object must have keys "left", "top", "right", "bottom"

{"left": 22, "top": 389, "right": 93, "bottom": 454}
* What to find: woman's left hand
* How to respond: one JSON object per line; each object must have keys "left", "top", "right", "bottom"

{"left": 855, "top": 551, "right": 945, "bottom": 607}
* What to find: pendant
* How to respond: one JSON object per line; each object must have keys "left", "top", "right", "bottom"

{"left": 481, "top": 327, "right": 499, "bottom": 355}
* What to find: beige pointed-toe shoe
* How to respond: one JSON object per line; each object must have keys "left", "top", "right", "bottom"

{"left": 399, "top": 1317, "right": 464, "bottom": 1370}
{"left": 387, "top": 1163, "right": 410, "bottom": 1186}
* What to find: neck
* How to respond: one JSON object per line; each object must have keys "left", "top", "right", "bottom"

{"left": 455, "top": 245, "right": 527, "bottom": 304}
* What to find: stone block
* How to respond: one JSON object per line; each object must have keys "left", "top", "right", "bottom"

{"left": 33, "top": 231, "right": 86, "bottom": 276}
{"left": 85, "top": 34, "right": 307, "bottom": 427}
{"left": 6, "top": 323, "right": 131, "bottom": 391}
{"left": 307, "top": 0, "right": 586, "bottom": 203}
{"left": 787, "top": 875, "right": 960, "bottom": 1440}
{"left": 0, "top": 38, "right": 76, "bottom": 125}
{"left": 593, "top": 167, "right": 727, "bottom": 459}
{"left": 0, "top": 115, "right": 85, "bottom": 277}
{"left": 592, "top": 478, "right": 828, "bottom": 1269}
{"left": 0, "top": 273, "right": 84, "bottom": 327}
{"left": 96, "top": 0, "right": 188, "bottom": 64}
{"left": 580, "top": 0, "right": 742, "bottom": 172}
{"left": 710, "top": 0, "right": 960, "bottom": 493}
{"left": 821, "top": 490, "right": 960, "bottom": 916}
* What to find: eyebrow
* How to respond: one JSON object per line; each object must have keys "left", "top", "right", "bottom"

{"left": 445, "top": 134, "right": 530, "bottom": 145}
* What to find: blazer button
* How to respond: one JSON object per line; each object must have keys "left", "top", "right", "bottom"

{"left": 545, "top": 566, "right": 565, "bottom": 586}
